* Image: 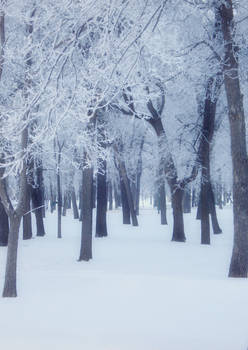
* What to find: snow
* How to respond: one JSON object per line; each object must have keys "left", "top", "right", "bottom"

{"left": 0, "top": 206, "right": 248, "bottom": 350}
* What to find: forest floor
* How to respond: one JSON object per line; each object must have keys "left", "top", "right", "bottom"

{"left": 0, "top": 205, "right": 248, "bottom": 350}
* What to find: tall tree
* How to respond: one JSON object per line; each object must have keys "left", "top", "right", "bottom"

{"left": 218, "top": 0, "right": 248, "bottom": 277}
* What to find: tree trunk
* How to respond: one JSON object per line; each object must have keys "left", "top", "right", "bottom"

{"left": 31, "top": 166, "right": 46, "bottom": 237}
{"left": 62, "top": 192, "right": 67, "bottom": 217}
{"left": 57, "top": 166, "right": 62, "bottom": 239}
{"left": 96, "top": 160, "right": 108, "bottom": 237}
{"left": 219, "top": 1, "right": 248, "bottom": 277}
{"left": 0, "top": 199, "right": 9, "bottom": 246}
{"left": 108, "top": 181, "right": 113, "bottom": 211}
{"left": 183, "top": 186, "right": 191, "bottom": 214}
{"left": 114, "top": 184, "right": 121, "bottom": 209}
{"left": 171, "top": 188, "right": 186, "bottom": 242}
{"left": 71, "top": 186, "right": 79, "bottom": 219}
{"left": 117, "top": 157, "right": 138, "bottom": 227}
{"left": 78, "top": 164, "right": 93, "bottom": 261}
{"left": 209, "top": 184, "right": 222, "bottom": 234}
{"left": 120, "top": 179, "right": 131, "bottom": 224}
{"left": 23, "top": 183, "right": 32, "bottom": 240}
{"left": 2, "top": 214, "right": 21, "bottom": 297}
{"left": 135, "top": 170, "right": 142, "bottom": 216}
{"left": 159, "top": 180, "right": 167, "bottom": 225}
{"left": 200, "top": 182, "right": 210, "bottom": 245}
{"left": 92, "top": 177, "right": 96, "bottom": 209}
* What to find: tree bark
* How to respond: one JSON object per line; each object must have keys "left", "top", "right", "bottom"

{"left": 2, "top": 214, "right": 21, "bottom": 297}
{"left": 96, "top": 160, "right": 108, "bottom": 237}
{"left": 57, "top": 155, "right": 62, "bottom": 239}
{"left": 200, "top": 182, "right": 210, "bottom": 245}
{"left": 71, "top": 186, "right": 79, "bottom": 219}
{"left": 118, "top": 159, "right": 138, "bottom": 226}
{"left": 159, "top": 179, "right": 167, "bottom": 225}
{"left": 148, "top": 117, "right": 187, "bottom": 241}
{"left": 171, "top": 188, "right": 186, "bottom": 242}
{"left": 114, "top": 184, "right": 121, "bottom": 209}
{"left": 120, "top": 178, "right": 131, "bottom": 224}
{"left": 78, "top": 163, "right": 93, "bottom": 261}
{"left": 108, "top": 181, "right": 113, "bottom": 210}
{"left": 209, "top": 184, "right": 222, "bottom": 234}
{"left": 218, "top": 1, "right": 248, "bottom": 277}
{"left": 23, "top": 183, "right": 32, "bottom": 240}
{"left": 0, "top": 199, "right": 9, "bottom": 246}
{"left": 62, "top": 192, "right": 67, "bottom": 217}
{"left": 31, "top": 165, "right": 46, "bottom": 237}
{"left": 183, "top": 187, "right": 191, "bottom": 214}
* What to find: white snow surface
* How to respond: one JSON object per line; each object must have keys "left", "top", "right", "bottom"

{"left": 0, "top": 206, "right": 248, "bottom": 350}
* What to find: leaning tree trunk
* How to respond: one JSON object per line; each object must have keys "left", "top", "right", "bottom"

{"left": 78, "top": 163, "right": 93, "bottom": 261}
{"left": 0, "top": 199, "right": 9, "bottom": 246}
{"left": 149, "top": 117, "right": 186, "bottom": 241}
{"left": 96, "top": 159, "right": 108, "bottom": 237}
{"left": 208, "top": 183, "right": 222, "bottom": 234}
{"left": 219, "top": 1, "right": 248, "bottom": 277}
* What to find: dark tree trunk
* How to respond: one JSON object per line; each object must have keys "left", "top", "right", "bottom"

{"left": 67, "top": 195, "right": 71, "bottom": 209}
{"left": 108, "top": 181, "right": 113, "bottom": 211}
{"left": 2, "top": 214, "right": 21, "bottom": 297}
{"left": 78, "top": 164, "right": 93, "bottom": 261}
{"left": 120, "top": 179, "right": 131, "bottom": 224}
{"left": 200, "top": 182, "right": 210, "bottom": 245}
{"left": 79, "top": 186, "right": 83, "bottom": 221}
{"left": 62, "top": 192, "right": 67, "bottom": 217}
{"left": 219, "top": 1, "right": 248, "bottom": 277}
{"left": 135, "top": 170, "right": 142, "bottom": 216}
{"left": 148, "top": 117, "right": 186, "bottom": 241}
{"left": 192, "top": 188, "right": 198, "bottom": 208}
{"left": 57, "top": 162, "right": 62, "bottom": 239}
{"left": 118, "top": 159, "right": 138, "bottom": 227}
{"left": 23, "top": 183, "right": 32, "bottom": 240}
{"left": 71, "top": 186, "right": 79, "bottom": 219}
{"left": 183, "top": 187, "right": 191, "bottom": 214}
{"left": 159, "top": 180, "right": 167, "bottom": 225}
{"left": 31, "top": 165, "right": 46, "bottom": 237}
{"left": 96, "top": 160, "right": 108, "bottom": 237}
{"left": 79, "top": 186, "right": 83, "bottom": 210}
{"left": 209, "top": 184, "right": 222, "bottom": 234}
{"left": 42, "top": 190, "right": 45, "bottom": 218}
{"left": 196, "top": 198, "right": 202, "bottom": 220}
{"left": 92, "top": 177, "right": 96, "bottom": 209}
{"left": 135, "top": 137, "right": 144, "bottom": 216}
{"left": 171, "top": 188, "right": 186, "bottom": 242}
{"left": 197, "top": 72, "right": 222, "bottom": 244}
{"left": 216, "top": 182, "right": 223, "bottom": 209}
{"left": 0, "top": 199, "right": 9, "bottom": 246}
{"left": 114, "top": 184, "right": 121, "bottom": 209}
{"left": 50, "top": 182, "right": 56, "bottom": 213}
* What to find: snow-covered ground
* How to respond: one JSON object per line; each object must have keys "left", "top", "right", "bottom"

{"left": 0, "top": 206, "right": 248, "bottom": 350}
